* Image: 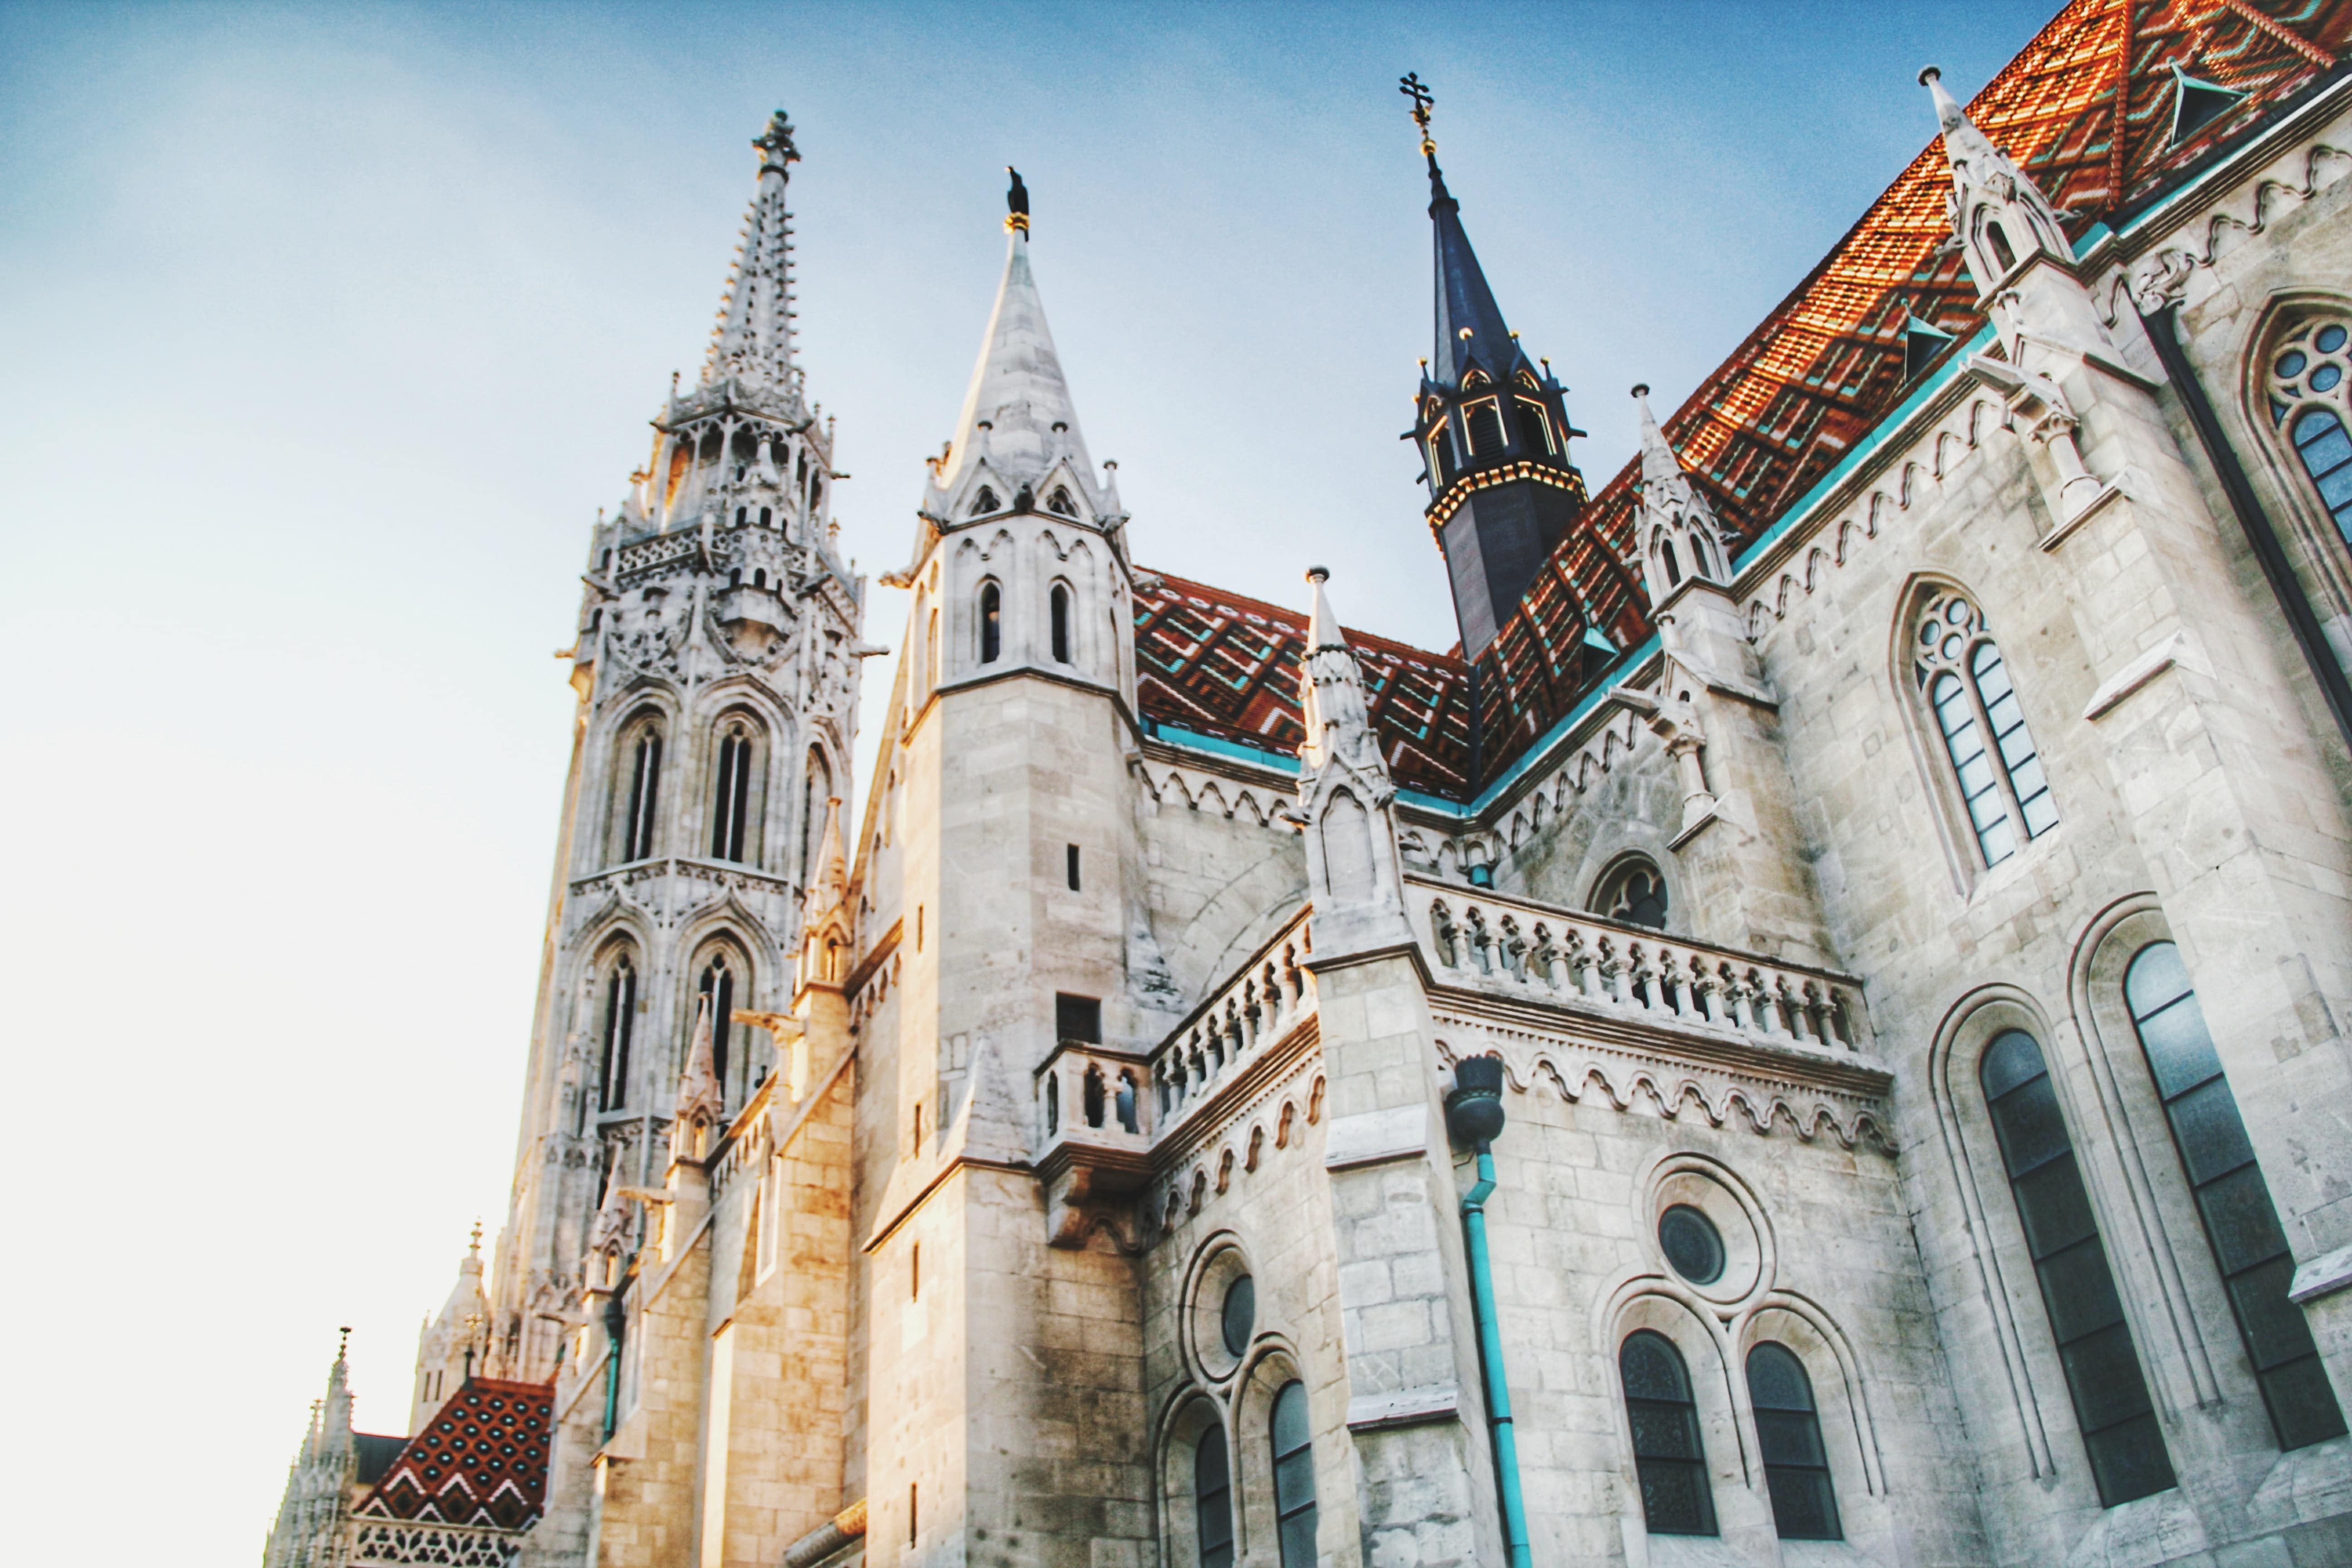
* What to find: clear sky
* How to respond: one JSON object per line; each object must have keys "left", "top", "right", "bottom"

{"left": 0, "top": 0, "right": 2054, "bottom": 1557}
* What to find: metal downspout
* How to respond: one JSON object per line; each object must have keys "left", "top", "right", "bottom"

{"left": 1461, "top": 1142, "right": 1534, "bottom": 1568}
{"left": 601, "top": 1261, "right": 632, "bottom": 1443}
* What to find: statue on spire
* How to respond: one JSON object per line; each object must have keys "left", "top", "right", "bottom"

{"left": 1006, "top": 167, "right": 1030, "bottom": 234}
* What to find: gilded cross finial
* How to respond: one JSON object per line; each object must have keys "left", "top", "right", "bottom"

{"left": 1399, "top": 72, "right": 1436, "bottom": 159}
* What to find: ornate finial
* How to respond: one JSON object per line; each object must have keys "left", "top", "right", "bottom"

{"left": 1306, "top": 565, "right": 1330, "bottom": 584}
{"left": 1399, "top": 71, "right": 1436, "bottom": 159}
{"left": 337, "top": 1325, "right": 352, "bottom": 1358}
{"left": 1005, "top": 167, "right": 1030, "bottom": 234}
{"left": 469, "top": 1219, "right": 483, "bottom": 1254}
{"left": 754, "top": 109, "right": 799, "bottom": 172}
{"left": 1917, "top": 64, "right": 1940, "bottom": 87}
{"left": 1631, "top": 383, "right": 1650, "bottom": 399}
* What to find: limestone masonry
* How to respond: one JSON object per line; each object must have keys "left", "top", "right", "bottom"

{"left": 266, "top": 5, "right": 2352, "bottom": 1565}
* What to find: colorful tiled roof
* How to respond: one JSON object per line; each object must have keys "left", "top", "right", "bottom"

{"left": 1134, "top": 0, "right": 2348, "bottom": 804}
{"left": 354, "top": 1378, "right": 555, "bottom": 1531}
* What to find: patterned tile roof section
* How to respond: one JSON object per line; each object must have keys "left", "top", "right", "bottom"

{"left": 1137, "top": 0, "right": 2346, "bottom": 802}
{"left": 354, "top": 1377, "right": 555, "bottom": 1531}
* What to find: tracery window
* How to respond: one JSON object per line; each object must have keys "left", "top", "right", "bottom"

{"left": 1048, "top": 486, "right": 1077, "bottom": 517}
{"left": 1595, "top": 857, "right": 1669, "bottom": 930}
{"left": 2267, "top": 318, "right": 2352, "bottom": 547}
{"left": 1745, "top": 1343, "right": 1839, "bottom": 1540}
{"left": 1979, "top": 1028, "right": 2174, "bottom": 1505}
{"left": 709, "top": 718, "right": 760, "bottom": 862}
{"left": 1194, "top": 1422, "right": 1234, "bottom": 1568}
{"left": 1620, "top": 1330, "right": 1714, "bottom": 1535}
{"left": 1269, "top": 1381, "right": 1317, "bottom": 1568}
{"left": 616, "top": 717, "right": 663, "bottom": 862}
{"left": 598, "top": 957, "right": 637, "bottom": 1112}
{"left": 2125, "top": 942, "right": 2346, "bottom": 1450}
{"left": 979, "top": 582, "right": 1002, "bottom": 664}
{"left": 973, "top": 486, "right": 999, "bottom": 516}
{"left": 1913, "top": 591, "right": 2056, "bottom": 869}
{"left": 696, "top": 952, "right": 741, "bottom": 1107}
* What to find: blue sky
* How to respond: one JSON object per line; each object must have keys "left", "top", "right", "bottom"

{"left": 0, "top": 1, "right": 2054, "bottom": 1556}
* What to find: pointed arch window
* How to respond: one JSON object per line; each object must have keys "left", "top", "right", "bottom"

{"left": 1464, "top": 399, "right": 1505, "bottom": 457}
{"left": 1194, "top": 1421, "right": 1234, "bottom": 1568}
{"left": 617, "top": 719, "right": 663, "bottom": 862}
{"left": 696, "top": 953, "right": 740, "bottom": 1107}
{"left": 799, "top": 750, "right": 832, "bottom": 893}
{"left": 1620, "top": 1330, "right": 1715, "bottom": 1535}
{"left": 709, "top": 718, "right": 760, "bottom": 862}
{"left": 1745, "top": 1344, "right": 1839, "bottom": 1540}
{"left": 979, "top": 582, "right": 1003, "bottom": 664}
{"left": 972, "top": 486, "right": 1000, "bottom": 516}
{"left": 2125, "top": 942, "right": 2346, "bottom": 1450}
{"left": 1979, "top": 1028, "right": 2175, "bottom": 1504}
{"left": 1048, "top": 486, "right": 1077, "bottom": 517}
{"left": 1269, "top": 1381, "right": 1317, "bottom": 1568}
{"left": 1984, "top": 218, "right": 2017, "bottom": 274}
{"left": 1595, "top": 857, "right": 1668, "bottom": 930}
{"left": 1050, "top": 584, "right": 1072, "bottom": 664}
{"left": 1913, "top": 590, "right": 2056, "bottom": 868}
{"left": 598, "top": 957, "right": 637, "bottom": 1112}
{"left": 1515, "top": 399, "right": 1553, "bottom": 455}
{"left": 2268, "top": 318, "right": 2352, "bottom": 547}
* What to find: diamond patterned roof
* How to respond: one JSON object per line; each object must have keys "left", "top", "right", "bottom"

{"left": 354, "top": 1377, "right": 555, "bottom": 1531}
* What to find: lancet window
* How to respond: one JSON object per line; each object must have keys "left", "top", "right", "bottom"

{"left": 1621, "top": 1330, "right": 1715, "bottom": 1535}
{"left": 1913, "top": 590, "right": 2056, "bottom": 868}
{"left": 2268, "top": 318, "right": 2352, "bottom": 547}
{"left": 1050, "top": 584, "right": 1072, "bottom": 664}
{"left": 1194, "top": 1422, "right": 1234, "bottom": 1568}
{"left": 1745, "top": 1343, "right": 1838, "bottom": 1540}
{"left": 1979, "top": 1028, "right": 2174, "bottom": 1504}
{"left": 598, "top": 957, "right": 637, "bottom": 1112}
{"left": 1515, "top": 399, "right": 1553, "bottom": 454}
{"left": 979, "top": 582, "right": 1003, "bottom": 663}
{"left": 2124, "top": 942, "right": 2346, "bottom": 1449}
{"left": 709, "top": 717, "right": 761, "bottom": 863}
{"left": 696, "top": 952, "right": 741, "bottom": 1106}
{"left": 1269, "top": 1381, "right": 1317, "bottom": 1568}
{"left": 799, "top": 750, "right": 833, "bottom": 892}
{"left": 1465, "top": 399, "right": 1505, "bottom": 457}
{"left": 615, "top": 715, "right": 664, "bottom": 863}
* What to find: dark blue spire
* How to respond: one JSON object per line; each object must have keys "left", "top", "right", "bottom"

{"left": 1427, "top": 160, "right": 1529, "bottom": 388}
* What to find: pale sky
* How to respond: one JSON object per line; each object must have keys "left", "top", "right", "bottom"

{"left": 0, "top": 1, "right": 2052, "bottom": 1557}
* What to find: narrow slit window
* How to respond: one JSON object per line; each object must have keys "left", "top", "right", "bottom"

{"left": 1066, "top": 844, "right": 1081, "bottom": 891}
{"left": 1195, "top": 1422, "right": 1234, "bottom": 1568}
{"left": 2126, "top": 942, "right": 2346, "bottom": 1449}
{"left": 1914, "top": 591, "right": 2055, "bottom": 869}
{"left": 599, "top": 960, "right": 637, "bottom": 1112}
{"left": 1516, "top": 398, "right": 1553, "bottom": 454}
{"left": 621, "top": 725, "right": 663, "bottom": 862}
{"left": 1620, "top": 1330, "right": 1715, "bottom": 1535}
{"left": 1050, "top": 585, "right": 1072, "bottom": 663}
{"left": 1269, "top": 1381, "right": 1317, "bottom": 1568}
{"left": 1745, "top": 1343, "right": 1840, "bottom": 1540}
{"left": 1980, "top": 1028, "right": 2175, "bottom": 1504}
{"left": 980, "top": 583, "right": 1002, "bottom": 663}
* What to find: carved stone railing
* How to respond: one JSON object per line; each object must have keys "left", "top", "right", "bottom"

{"left": 348, "top": 1519, "right": 527, "bottom": 1568}
{"left": 1149, "top": 910, "right": 1317, "bottom": 1143}
{"left": 1406, "top": 876, "right": 1872, "bottom": 1055}
{"left": 1036, "top": 1042, "right": 1153, "bottom": 1158}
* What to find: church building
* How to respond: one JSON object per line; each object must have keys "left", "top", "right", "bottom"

{"left": 266, "top": 3, "right": 2352, "bottom": 1565}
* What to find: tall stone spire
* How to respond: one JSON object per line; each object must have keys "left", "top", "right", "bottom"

{"left": 1294, "top": 568, "right": 1412, "bottom": 959}
{"left": 1919, "top": 66, "right": 2073, "bottom": 300}
{"left": 1629, "top": 384, "right": 1732, "bottom": 606}
{"left": 703, "top": 110, "right": 803, "bottom": 394}
{"left": 1398, "top": 74, "right": 1590, "bottom": 661}
{"left": 922, "top": 172, "right": 1105, "bottom": 530}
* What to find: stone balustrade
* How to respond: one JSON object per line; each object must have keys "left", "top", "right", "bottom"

{"left": 1036, "top": 1042, "right": 1153, "bottom": 1158}
{"left": 1149, "top": 910, "right": 1317, "bottom": 1140}
{"left": 1406, "top": 875, "right": 1872, "bottom": 1054}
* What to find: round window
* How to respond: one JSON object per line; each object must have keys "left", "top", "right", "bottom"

{"left": 1220, "top": 1274, "right": 1256, "bottom": 1358}
{"left": 1658, "top": 1204, "right": 1725, "bottom": 1285}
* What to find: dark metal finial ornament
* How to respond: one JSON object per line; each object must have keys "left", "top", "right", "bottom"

{"left": 1005, "top": 166, "right": 1030, "bottom": 234}
{"left": 1399, "top": 72, "right": 1441, "bottom": 179}
{"left": 754, "top": 109, "right": 799, "bottom": 171}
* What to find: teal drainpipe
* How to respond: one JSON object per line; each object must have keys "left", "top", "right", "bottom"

{"left": 1446, "top": 1058, "right": 1533, "bottom": 1568}
{"left": 601, "top": 1259, "right": 633, "bottom": 1443}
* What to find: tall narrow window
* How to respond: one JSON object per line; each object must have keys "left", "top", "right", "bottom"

{"left": 1620, "top": 1330, "right": 1715, "bottom": 1536}
{"left": 799, "top": 750, "right": 831, "bottom": 892}
{"left": 1269, "top": 1381, "right": 1317, "bottom": 1568}
{"left": 1913, "top": 591, "right": 2056, "bottom": 869}
{"left": 1515, "top": 399, "right": 1553, "bottom": 454}
{"left": 620, "top": 724, "right": 662, "bottom": 862}
{"left": 1194, "top": 1422, "right": 1234, "bottom": 1568}
{"left": 2269, "top": 318, "right": 2352, "bottom": 546}
{"left": 1465, "top": 399, "right": 1505, "bottom": 457}
{"left": 2126, "top": 942, "right": 2346, "bottom": 1449}
{"left": 709, "top": 720, "right": 756, "bottom": 862}
{"left": 1050, "top": 584, "right": 1072, "bottom": 663}
{"left": 1980, "top": 1028, "right": 2175, "bottom": 1504}
{"left": 1066, "top": 844, "right": 1081, "bottom": 891}
{"left": 979, "top": 583, "right": 1002, "bottom": 663}
{"left": 929, "top": 606, "right": 941, "bottom": 686}
{"left": 1745, "top": 1343, "right": 1839, "bottom": 1540}
{"left": 1985, "top": 220, "right": 2017, "bottom": 273}
{"left": 599, "top": 960, "right": 637, "bottom": 1112}
{"left": 696, "top": 956, "right": 739, "bottom": 1107}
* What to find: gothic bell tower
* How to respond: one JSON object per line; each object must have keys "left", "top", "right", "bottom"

{"left": 1401, "top": 74, "right": 1590, "bottom": 659}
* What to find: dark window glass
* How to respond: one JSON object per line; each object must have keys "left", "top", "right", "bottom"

{"left": 1056, "top": 994, "right": 1101, "bottom": 1045}
{"left": 1220, "top": 1275, "right": 1255, "bottom": 1359}
{"left": 2290, "top": 408, "right": 2352, "bottom": 545}
{"left": 1980, "top": 1029, "right": 2175, "bottom": 1504}
{"left": 710, "top": 724, "right": 755, "bottom": 861}
{"left": 1067, "top": 843, "right": 1081, "bottom": 892}
{"left": 2125, "top": 943, "right": 2345, "bottom": 1449}
{"left": 1986, "top": 220, "right": 2017, "bottom": 273}
{"left": 1269, "top": 1381, "right": 1318, "bottom": 1568}
{"left": 1746, "top": 1343, "right": 1840, "bottom": 1541}
{"left": 622, "top": 728, "right": 662, "bottom": 862}
{"left": 1466, "top": 401, "right": 1505, "bottom": 457}
{"left": 1515, "top": 399, "right": 1551, "bottom": 454}
{"left": 1195, "top": 1422, "right": 1234, "bottom": 1568}
{"left": 1050, "top": 585, "right": 1072, "bottom": 663}
{"left": 1658, "top": 1205, "right": 1725, "bottom": 1285}
{"left": 980, "top": 583, "right": 1002, "bottom": 663}
{"left": 599, "top": 962, "right": 637, "bottom": 1112}
{"left": 1620, "top": 1330, "right": 1716, "bottom": 1535}
{"left": 1599, "top": 861, "right": 1669, "bottom": 929}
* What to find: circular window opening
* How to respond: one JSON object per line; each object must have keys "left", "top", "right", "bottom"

{"left": 1658, "top": 1204, "right": 1725, "bottom": 1285}
{"left": 1220, "top": 1274, "right": 1256, "bottom": 1358}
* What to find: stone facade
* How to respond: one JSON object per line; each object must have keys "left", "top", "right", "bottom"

{"left": 269, "top": 10, "right": 2352, "bottom": 1568}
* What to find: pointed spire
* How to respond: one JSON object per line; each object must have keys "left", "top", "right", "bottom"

{"left": 1305, "top": 564, "right": 1343, "bottom": 651}
{"left": 806, "top": 795, "right": 848, "bottom": 914}
{"left": 703, "top": 109, "right": 802, "bottom": 393}
{"left": 1919, "top": 66, "right": 2072, "bottom": 295}
{"left": 1629, "top": 382, "right": 1732, "bottom": 604}
{"left": 931, "top": 173, "right": 1096, "bottom": 523}
{"left": 1298, "top": 568, "right": 1382, "bottom": 781}
{"left": 676, "top": 993, "right": 724, "bottom": 1127}
{"left": 1634, "top": 384, "right": 1682, "bottom": 489}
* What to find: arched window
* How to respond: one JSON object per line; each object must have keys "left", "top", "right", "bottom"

{"left": 979, "top": 583, "right": 1002, "bottom": 664}
{"left": 1465, "top": 400, "right": 1505, "bottom": 457}
{"left": 617, "top": 719, "right": 663, "bottom": 862}
{"left": 1661, "top": 539, "right": 1682, "bottom": 588}
{"left": 696, "top": 953, "right": 740, "bottom": 1107}
{"left": 1050, "top": 584, "right": 1072, "bottom": 664}
{"left": 598, "top": 957, "right": 637, "bottom": 1112}
{"left": 1912, "top": 590, "right": 2056, "bottom": 868}
{"left": 1515, "top": 399, "right": 1552, "bottom": 455}
{"left": 1269, "top": 1381, "right": 1317, "bottom": 1568}
{"left": 1619, "top": 1330, "right": 1715, "bottom": 1536}
{"left": 708, "top": 718, "right": 759, "bottom": 862}
{"left": 973, "top": 486, "right": 999, "bottom": 516}
{"left": 2267, "top": 318, "right": 2351, "bottom": 546}
{"left": 1048, "top": 486, "right": 1077, "bottom": 517}
{"left": 1745, "top": 1343, "right": 1839, "bottom": 1540}
{"left": 2125, "top": 942, "right": 2346, "bottom": 1449}
{"left": 1595, "top": 857, "right": 1669, "bottom": 929}
{"left": 1194, "top": 1422, "right": 1234, "bottom": 1568}
{"left": 1984, "top": 219, "right": 2017, "bottom": 274}
{"left": 799, "top": 750, "right": 832, "bottom": 892}
{"left": 1979, "top": 1028, "right": 2175, "bottom": 1504}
